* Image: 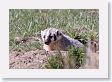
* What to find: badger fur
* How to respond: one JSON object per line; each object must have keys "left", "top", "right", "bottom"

{"left": 41, "top": 28, "right": 84, "bottom": 51}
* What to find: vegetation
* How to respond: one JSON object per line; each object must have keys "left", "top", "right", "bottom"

{"left": 44, "top": 46, "right": 86, "bottom": 69}
{"left": 68, "top": 46, "right": 86, "bottom": 69}
{"left": 9, "top": 9, "right": 99, "bottom": 51}
{"left": 44, "top": 54, "right": 64, "bottom": 69}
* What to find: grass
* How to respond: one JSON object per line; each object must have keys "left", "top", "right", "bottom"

{"left": 44, "top": 46, "right": 86, "bottom": 69}
{"left": 68, "top": 45, "right": 86, "bottom": 69}
{"left": 9, "top": 9, "right": 99, "bottom": 51}
{"left": 44, "top": 54, "right": 64, "bottom": 69}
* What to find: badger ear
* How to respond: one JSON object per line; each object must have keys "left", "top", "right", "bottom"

{"left": 57, "top": 31, "right": 59, "bottom": 36}
{"left": 59, "top": 31, "right": 62, "bottom": 35}
{"left": 57, "top": 31, "right": 62, "bottom": 36}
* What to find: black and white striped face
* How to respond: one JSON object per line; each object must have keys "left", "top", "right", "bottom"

{"left": 41, "top": 28, "right": 62, "bottom": 45}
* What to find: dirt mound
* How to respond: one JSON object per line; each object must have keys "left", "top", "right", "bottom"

{"left": 9, "top": 50, "right": 48, "bottom": 69}
{"left": 9, "top": 50, "right": 68, "bottom": 69}
{"left": 9, "top": 49, "right": 99, "bottom": 69}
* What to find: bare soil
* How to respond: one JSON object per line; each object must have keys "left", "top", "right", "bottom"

{"left": 9, "top": 50, "right": 68, "bottom": 69}
{"left": 9, "top": 49, "right": 99, "bottom": 69}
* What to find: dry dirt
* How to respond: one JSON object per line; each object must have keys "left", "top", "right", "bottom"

{"left": 9, "top": 50, "right": 68, "bottom": 69}
{"left": 9, "top": 49, "right": 99, "bottom": 69}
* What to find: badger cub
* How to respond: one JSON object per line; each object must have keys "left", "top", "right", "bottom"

{"left": 41, "top": 28, "right": 84, "bottom": 51}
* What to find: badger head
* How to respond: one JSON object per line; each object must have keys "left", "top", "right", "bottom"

{"left": 41, "top": 28, "right": 62, "bottom": 45}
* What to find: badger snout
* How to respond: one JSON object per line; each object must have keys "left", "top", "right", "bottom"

{"left": 45, "top": 41, "right": 50, "bottom": 45}
{"left": 44, "top": 39, "right": 51, "bottom": 45}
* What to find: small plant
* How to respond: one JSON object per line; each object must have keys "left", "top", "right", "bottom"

{"left": 44, "top": 53, "right": 64, "bottom": 69}
{"left": 44, "top": 46, "right": 86, "bottom": 69}
{"left": 68, "top": 45, "right": 86, "bottom": 69}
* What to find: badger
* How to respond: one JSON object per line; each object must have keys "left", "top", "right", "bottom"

{"left": 41, "top": 28, "right": 84, "bottom": 51}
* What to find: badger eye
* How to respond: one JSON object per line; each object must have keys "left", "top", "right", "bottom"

{"left": 49, "top": 36, "right": 52, "bottom": 38}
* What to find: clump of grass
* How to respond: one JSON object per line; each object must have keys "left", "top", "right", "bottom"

{"left": 44, "top": 46, "right": 86, "bottom": 69}
{"left": 44, "top": 54, "right": 64, "bottom": 69}
{"left": 68, "top": 45, "right": 86, "bottom": 69}
{"left": 88, "top": 30, "right": 99, "bottom": 42}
